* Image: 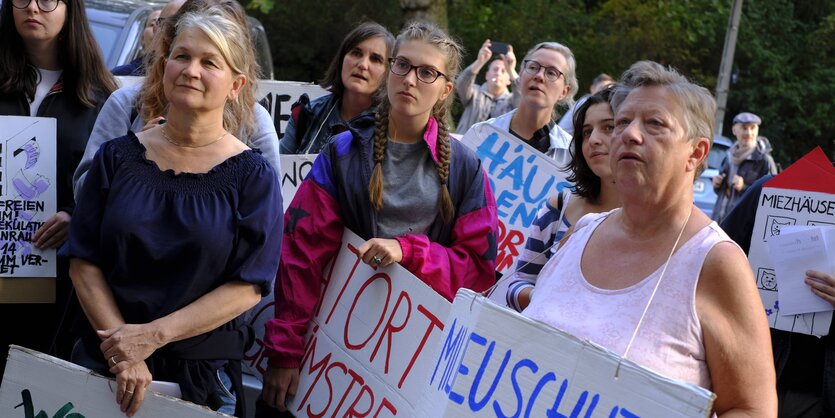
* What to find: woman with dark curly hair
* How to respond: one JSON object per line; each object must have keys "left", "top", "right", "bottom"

{"left": 507, "top": 86, "right": 620, "bottom": 311}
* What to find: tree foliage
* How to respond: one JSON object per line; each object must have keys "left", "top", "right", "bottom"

{"left": 253, "top": 0, "right": 833, "bottom": 163}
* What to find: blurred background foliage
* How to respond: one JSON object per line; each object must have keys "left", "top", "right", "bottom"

{"left": 247, "top": 0, "right": 834, "bottom": 164}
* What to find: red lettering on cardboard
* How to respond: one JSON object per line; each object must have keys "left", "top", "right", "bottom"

{"left": 344, "top": 273, "right": 392, "bottom": 350}
{"left": 398, "top": 304, "right": 444, "bottom": 388}
{"left": 369, "top": 290, "right": 411, "bottom": 374}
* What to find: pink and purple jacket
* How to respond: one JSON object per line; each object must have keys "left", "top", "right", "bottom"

{"left": 263, "top": 116, "right": 498, "bottom": 368}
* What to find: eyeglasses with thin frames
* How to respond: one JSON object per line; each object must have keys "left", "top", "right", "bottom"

{"left": 388, "top": 57, "right": 448, "bottom": 84}
{"left": 522, "top": 60, "right": 565, "bottom": 83}
{"left": 11, "top": 0, "right": 63, "bottom": 13}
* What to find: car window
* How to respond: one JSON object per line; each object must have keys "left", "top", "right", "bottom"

{"left": 88, "top": 21, "right": 122, "bottom": 66}
{"left": 707, "top": 145, "right": 728, "bottom": 169}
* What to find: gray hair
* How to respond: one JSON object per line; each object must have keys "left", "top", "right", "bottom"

{"left": 522, "top": 42, "right": 579, "bottom": 109}
{"left": 611, "top": 61, "right": 716, "bottom": 175}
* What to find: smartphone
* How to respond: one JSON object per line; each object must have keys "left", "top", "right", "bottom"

{"left": 489, "top": 41, "right": 509, "bottom": 56}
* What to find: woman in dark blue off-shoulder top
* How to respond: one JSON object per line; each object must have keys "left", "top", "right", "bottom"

{"left": 66, "top": 3, "right": 282, "bottom": 417}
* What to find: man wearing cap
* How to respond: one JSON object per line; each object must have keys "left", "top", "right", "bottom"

{"left": 711, "top": 112, "right": 778, "bottom": 222}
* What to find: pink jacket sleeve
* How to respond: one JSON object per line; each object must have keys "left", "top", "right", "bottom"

{"left": 263, "top": 161, "right": 344, "bottom": 369}
{"left": 395, "top": 170, "right": 498, "bottom": 301}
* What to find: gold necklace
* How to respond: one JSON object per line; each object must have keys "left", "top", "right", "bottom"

{"left": 161, "top": 125, "right": 226, "bottom": 148}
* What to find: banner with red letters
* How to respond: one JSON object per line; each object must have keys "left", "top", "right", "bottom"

{"left": 285, "top": 229, "right": 451, "bottom": 416}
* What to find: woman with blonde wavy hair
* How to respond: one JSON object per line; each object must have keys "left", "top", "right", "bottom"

{"left": 67, "top": 4, "right": 283, "bottom": 417}
{"left": 261, "top": 21, "right": 499, "bottom": 412}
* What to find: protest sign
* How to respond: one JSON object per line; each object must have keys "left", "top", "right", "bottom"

{"left": 283, "top": 228, "right": 451, "bottom": 416}
{"left": 279, "top": 154, "right": 317, "bottom": 211}
{"left": 747, "top": 147, "right": 835, "bottom": 336}
{"left": 0, "top": 116, "right": 57, "bottom": 278}
{"left": 0, "top": 346, "right": 225, "bottom": 417}
{"left": 256, "top": 80, "right": 328, "bottom": 139}
{"left": 460, "top": 124, "right": 571, "bottom": 277}
{"left": 767, "top": 226, "right": 835, "bottom": 316}
{"left": 416, "top": 289, "right": 716, "bottom": 418}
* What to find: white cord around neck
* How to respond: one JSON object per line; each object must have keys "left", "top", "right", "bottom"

{"left": 615, "top": 205, "right": 693, "bottom": 378}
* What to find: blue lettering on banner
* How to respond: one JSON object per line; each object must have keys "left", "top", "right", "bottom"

{"left": 429, "top": 317, "right": 642, "bottom": 417}
{"left": 475, "top": 133, "right": 571, "bottom": 228}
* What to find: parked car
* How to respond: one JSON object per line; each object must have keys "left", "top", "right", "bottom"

{"left": 85, "top": 0, "right": 274, "bottom": 79}
{"left": 693, "top": 135, "right": 733, "bottom": 218}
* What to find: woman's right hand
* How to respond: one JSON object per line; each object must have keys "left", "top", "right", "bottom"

{"left": 262, "top": 366, "right": 299, "bottom": 412}
{"left": 140, "top": 116, "right": 167, "bottom": 132}
{"left": 115, "top": 361, "right": 152, "bottom": 417}
{"left": 475, "top": 39, "right": 492, "bottom": 67}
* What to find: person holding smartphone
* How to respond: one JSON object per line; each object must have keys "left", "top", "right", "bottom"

{"left": 454, "top": 39, "right": 519, "bottom": 134}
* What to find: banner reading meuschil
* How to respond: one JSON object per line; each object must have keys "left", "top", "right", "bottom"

{"left": 416, "top": 290, "right": 716, "bottom": 417}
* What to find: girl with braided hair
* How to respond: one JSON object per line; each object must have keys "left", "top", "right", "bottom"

{"left": 261, "top": 21, "right": 499, "bottom": 412}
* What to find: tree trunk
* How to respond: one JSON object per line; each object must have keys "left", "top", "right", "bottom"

{"left": 400, "top": 0, "right": 448, "bottom": 29}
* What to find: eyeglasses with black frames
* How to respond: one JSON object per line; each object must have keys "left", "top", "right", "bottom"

{"left": 522, "top": 60, "right": 565, "bottom": 83}
{"left": 388, "top": 57, "right": 448, "bottom": 84}
{"left": 11, "top": 0, "right": 63, "bottom": 13}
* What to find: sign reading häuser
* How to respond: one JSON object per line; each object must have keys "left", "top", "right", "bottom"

{"left": 0, "top": 116, "right": 57, "bottom": 278}
{"left": 460, "top": 124, "right": 570, "bottom": 276}
{"left": 285, "top": 229, "right": 451, "bottom": 416}
{"left": 0, "top": 346, "right": 225, "bottom": 417}
{"left": 416, "top": 290, "right": 716, "bottom": 417}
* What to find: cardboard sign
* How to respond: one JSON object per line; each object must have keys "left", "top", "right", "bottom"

{"left": 747, "top": 147, "right": 835, "bottom": 336}
{"left": 0, "top": 346, "right": 225, "bottom": 417}
{"left": 415, "top": 290, "right": 716, "bottom": 418}
{"left": 279, "top": 154, "right": 317, "bottom": 211}
{"left": 0, "top": 116, "right": 57, "bottom": 278}
{"left": 286, "top": 229, "right": 451, "bottom": 416}
{"left": 256, "top": 80, "right": 328, "bottom": 139}
{"left": 460, "top": 124, "right": 570, "bottom": 276}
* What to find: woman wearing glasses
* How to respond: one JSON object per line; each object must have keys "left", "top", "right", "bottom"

{"left": 468, "top": 42, "right": 578, "bottom": 166}
{"left": 261, "top": 21, "right": 498, "bottom": 412}
{"left": 0, "top": 0, "right": 116, "bottom": 369}
{"left": 279, "top": 22, "right": 394, "bottom": 154}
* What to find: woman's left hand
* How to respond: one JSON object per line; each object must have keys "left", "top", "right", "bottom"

{"left": 32, "top": 211, "right": 71, "bottom": 249}
{"left": 806, "top": 270, "right": 835, "bottom": 307}
{"left": 115, "top": 360, "right": 153, "bottom": 417}
{"left": 98, "top": 324, "right": 163, "bottom": 374}
{"left": 356, "top": 238, "right": 403, "bottom": 268}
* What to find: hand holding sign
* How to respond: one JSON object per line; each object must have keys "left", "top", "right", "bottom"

{"left": 262, "top": 366, "right": 298, "bottom": 412}
{"left": 806, "top": 270, "right": 835, "bottom": 307}
{"left": 356, "top": 238, "right": 402, "bottom": 268}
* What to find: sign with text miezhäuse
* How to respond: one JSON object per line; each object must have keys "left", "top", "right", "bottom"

{"left": 747, "top": 147, "right": 835, "bottom": 336}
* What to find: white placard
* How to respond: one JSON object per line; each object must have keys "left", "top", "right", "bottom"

{"left": 256, "top": 80, "right": 328, "bottom": 139}
{"left": 415, "top": 290, "right": 716, "bottom": 418}
{"left": 0, "top": 346, "right": 225, "bottom": 417}
{"left": 285, "top": 229, "right": 451, "bottom": 416}
{"left": 749, "top": 186, "right": 835, "bottom": 335}
{"left": 768, "top": 226, "right": 835, "bottom": 316}
{"left": 460, "top": 124, "right": 571, "bottom": 277}
{"left": 0, "top": 116, "right": 57, "bottom": 278}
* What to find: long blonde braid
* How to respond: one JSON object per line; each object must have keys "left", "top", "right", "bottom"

{"left": 368, "top": 101, "right": 390, "bottom": 211}
{"left": 433, "top": 103, "right": 454, "bottom": 223}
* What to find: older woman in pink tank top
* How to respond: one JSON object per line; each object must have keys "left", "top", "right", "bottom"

{"left": 523, "top": 61, "right": 777, "bottom": 417}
